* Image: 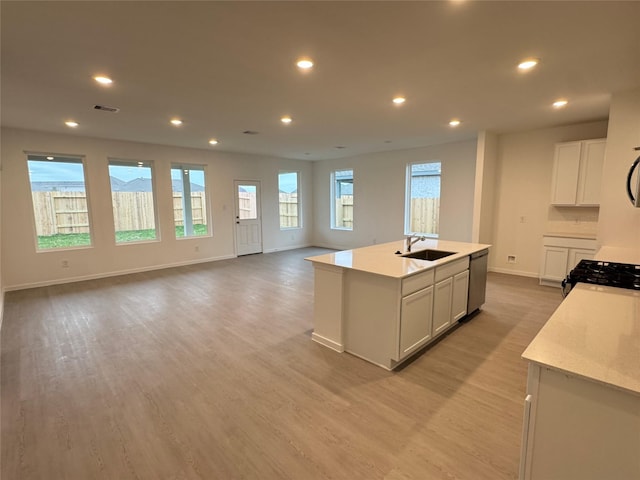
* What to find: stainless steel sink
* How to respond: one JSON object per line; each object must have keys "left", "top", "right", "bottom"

{"left": 400, "top": 249, "right": 456, "bottom": 261}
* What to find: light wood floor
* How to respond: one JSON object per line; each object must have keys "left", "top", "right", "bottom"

{"left": 1, "top": 248, "right": 563, "bottom": 480}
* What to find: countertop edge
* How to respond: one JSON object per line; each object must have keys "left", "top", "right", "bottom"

{"left": 305, "top": 240, "right": 491, "bottom": 279}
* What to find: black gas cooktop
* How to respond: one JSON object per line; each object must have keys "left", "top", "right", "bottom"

{"left": 565, "top": 259, "right": 640, "bottom": 291}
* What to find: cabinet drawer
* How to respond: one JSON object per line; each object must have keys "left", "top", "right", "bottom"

{"left": 402, "top": 270, "right": 435, "bottom": 296}
{"left": 435, "top": 257, "right": 469, "bottom": 283}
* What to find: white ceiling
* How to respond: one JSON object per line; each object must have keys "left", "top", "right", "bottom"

{"left": 2, "top": 1, "right": 639, "bottom": 161}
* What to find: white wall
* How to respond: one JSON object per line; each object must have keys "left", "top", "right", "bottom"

{"left": 490, "top": 120, "right": 609, "bottom": 277}
{"left": 312, "top": 140, "right": 477, "bottom": 250}
{"left": 1, "top": 128, "right": 314, "bottom": 289}
{"left": 597, "top": 87, "right": 640, "bottom": 249}
{"left": 473, "top": 131, "right": 498, "bottom": 245}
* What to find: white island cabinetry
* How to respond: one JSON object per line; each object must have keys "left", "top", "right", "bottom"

{"left": 307, "top": 239, "right": 490, "bottom": 370}
{"left": 432, "top": 257, "right": 470, "bottom": 337}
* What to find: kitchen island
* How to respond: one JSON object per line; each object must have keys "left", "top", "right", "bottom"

{"left": 519, "top": 254, "right": 640, "bottom": 479}
{"left": 306, "top": 239, "right": 491, "bottom": 370}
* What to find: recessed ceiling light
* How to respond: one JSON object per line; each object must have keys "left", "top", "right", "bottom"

{"left": 552, "top": 99, "right": 568, "bottom": 108}
{"left": 65, "top": 121, "right": 79, "bottom": 128}
{"left": 93, "top": 75, "right": 113, "bottom": 85}
{"left": 170, "top": 118, "right": 183, "bottom": 126}
{"left": 518, "top": 58, "right": 539, "bottom": 70}
{"left": 208, "top": 139, "right": 219, "bottom": 145}
{"left": 46, "top": 156, "right": 54, "bottom": 160}
{"left": 281, "top": 116, "right": 293, "bottom": 124}
{"left": 296, "top": 58, "right": 313, "bottom": 69}
{"left": 449, "top": 119, "right": 461, "bottom": 127}
{"left": 393, "top": 96, "right": 406, "bottom": 105}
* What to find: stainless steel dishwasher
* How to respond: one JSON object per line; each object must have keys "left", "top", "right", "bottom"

{"left": 468, "top": 249, "right": 489, "bottom": 313}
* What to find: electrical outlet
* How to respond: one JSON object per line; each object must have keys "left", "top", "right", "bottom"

{"left": 61, "top": 259, "right": 69, "bottom": 268}
{"left": 507, "top": 255, "right": 517, "bottom": 264}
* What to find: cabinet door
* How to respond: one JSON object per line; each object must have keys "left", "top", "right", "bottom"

{"left": 399, "top": 286, "right": 433, "bottom": 358}
{"left": 452, "top": 270, "right": 469, "bottom": 322}
{"left": 550, "top": 142, "right": 581, "bottom": 205}
{"left": 567, "top": 248, "right": 595, "bottom": 273}
{"left": 432, "top": 277, "right": 453, "bottom": 337}
{"left": 576, "top": 140, "right": 605, "bottom": 206}
{"left": 540, "top": 246, "right": 569, "bottom": 281}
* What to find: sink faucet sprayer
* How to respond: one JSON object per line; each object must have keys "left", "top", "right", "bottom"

{"left": 406, "top": 234, "right": 426, "bottom": 252}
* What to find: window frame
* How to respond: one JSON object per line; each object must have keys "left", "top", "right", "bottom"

{"left": 108, "top": 157, "right": 160, "bottom": 245}
{"left": 330, "top": 168, "right": 354, "bottom": 231}
{"left": 278, "top": 170, "right": 301, "bottom": 230}
{"left": 171, "top": 163, "right": 212, "bottom": 239}
{"left": 404, "top": 161, "right": 441, "bottom": 238}
{"left": 26, "top": 152, "right": 94, "bottom": 252}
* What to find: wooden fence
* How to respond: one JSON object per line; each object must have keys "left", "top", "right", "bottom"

{"left": 279, "top": 192, "right": 298, "bottom": 228}
{"left": 31, "top": 191, "right": 207, "bottom": 235}
{"left": 410, "top": 197, "right": 440, "bottom": 235}
{"left": 237, "top": 191, "right": 257, "bottom": 219}
{"left": 31, "top": 191, "right": 439, "bottom": 236}
{"left": 335, "top": 195, "right": 353, "bottom": 228}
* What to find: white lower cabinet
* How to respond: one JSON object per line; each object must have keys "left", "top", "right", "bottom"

{"left": 342, "top": 256, "right": 472, "bottom": 370}
{"left": 567, "top": 247, "right": 595, "bottom": 269}
{"left": 432, "top": 278, "right": 453, "bottom": 336}
{"left": 399, "top": 285, "right": 434, "bottom": 357}
{"left": 451, "top": 270, "right": 469, "bottom": 321}
{"left": 539, "top": 236, "right": 596, "bottom": 286}
{"left": 520, "top": 364, "right": 640, "bottom": 480}
{"left": 433, "top": 257, "right": 470, "bottom": 337}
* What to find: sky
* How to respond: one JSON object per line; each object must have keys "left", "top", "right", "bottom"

{"left": 28, "top": 160, "right": 205, "bottom": 186}
{"left": 28, "top": 159, "right": 297, "bottom": 192}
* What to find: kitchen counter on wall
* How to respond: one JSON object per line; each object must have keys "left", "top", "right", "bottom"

{"left": 523, "top": 283, "right": 640, "bottom": 395}
{"left": 543, "top": 231, "right": 597, "bottom": 240}
{"left": 306, "top": 239, "right": 491, "bottom": 279}
{"left": 595, "top": 245, "right": 640, "bottom": 264}
{"left": 520, "top": 266, "right": 639, "bottom": 479}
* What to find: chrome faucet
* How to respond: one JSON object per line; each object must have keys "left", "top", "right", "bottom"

{"left": 406, "top": 233, "right": 426, "bottom": 252}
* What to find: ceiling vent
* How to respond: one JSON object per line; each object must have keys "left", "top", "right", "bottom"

{"left": 93, "top": 104, "right": 120, "bottom": 113}
{"left": 242, "top": 130, "right": 259, "bottom": 135}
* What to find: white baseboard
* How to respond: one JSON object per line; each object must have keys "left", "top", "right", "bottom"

{"left": 263, "top": 243, "right": 313, "bottom": 254}
{"left": 489, "top": 267, "right": 539, "bottom": 278}
{"left": 311, "top": 332, "right": 344, "bottom": 353}
{"left": 4, "top": 254, "right": 237, "bottom": 292}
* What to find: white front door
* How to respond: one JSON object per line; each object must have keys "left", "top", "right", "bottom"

{"left": 234, "top": 180, "right": 263, "bottom": 256}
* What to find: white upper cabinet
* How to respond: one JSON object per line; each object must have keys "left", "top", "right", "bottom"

{"left": 550, "top": 139, "right": 606, "bottom": 206}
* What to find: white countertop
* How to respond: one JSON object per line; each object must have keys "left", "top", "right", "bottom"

{"left": 595, "top": 245, "right": 640, "bottom": 264}
{"left": 523, "top": 283, "right": 640, "bottom": 396}
{"left": 305, "top": 239, "right": 491, "bottom": 279}
{"left": 543, "top": 232, "right": 597, "bottom": 240}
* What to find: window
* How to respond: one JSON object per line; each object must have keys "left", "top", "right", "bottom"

{"left": 171, "top": 164, "right": 209, "bottom": 238}
{"left": 405, "top": 162, "right": 441, "bottom": 237}
{"left": 108, "top": 159, "right": 158, "bottom": 243}
{"left": 331, "top": 169, "right": 353, "bottom": 230}
{"left": 27, "top": 154, "right": 93, "bottom": 250}
{"left": 278, "top": 171, "right": 299, "bottom": 229}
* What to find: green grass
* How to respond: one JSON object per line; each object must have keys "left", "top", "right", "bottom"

{"left": 37, "top": 225, "right": 209, "bottom": 249}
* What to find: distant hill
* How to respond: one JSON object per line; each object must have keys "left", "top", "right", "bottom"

{"left": 31, "top": 177, "right": 205, "bottom": 193}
